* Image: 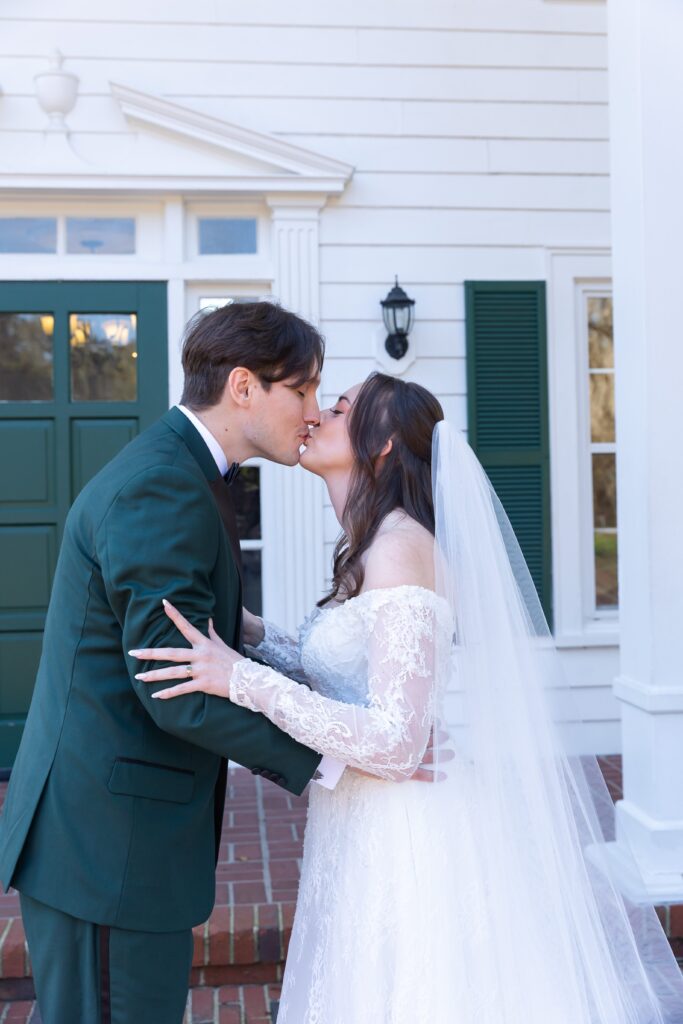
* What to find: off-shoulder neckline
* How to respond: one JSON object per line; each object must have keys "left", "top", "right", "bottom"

{"left": 320, "top": 583, "right": 442, "bottom": 614}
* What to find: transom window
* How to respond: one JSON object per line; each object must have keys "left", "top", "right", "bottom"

{"left": 198, "top": 217, "right": 257, "bottom": 255}
{"left": 0, "top": 216, "right": 136, "bottom": 255}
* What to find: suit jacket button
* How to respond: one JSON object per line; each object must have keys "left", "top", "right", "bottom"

{"left": 251, "top": 767, "right": 262, "bottom": 775}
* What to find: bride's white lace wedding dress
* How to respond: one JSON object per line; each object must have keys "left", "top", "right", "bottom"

{"left": 230, "top": 584, "right": 497, "bottom": 1024}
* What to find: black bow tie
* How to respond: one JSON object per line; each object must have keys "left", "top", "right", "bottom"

{"left": 223, "top": 462, "right": 240, "bottom": 486}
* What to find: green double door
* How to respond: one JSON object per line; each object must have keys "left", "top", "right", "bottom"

{"left": 0, "top": 282, "right": 168, "bottom": 768}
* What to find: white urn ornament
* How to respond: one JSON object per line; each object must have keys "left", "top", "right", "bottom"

{"left": 34, "top": 49, "right": 79, "bottom": 132}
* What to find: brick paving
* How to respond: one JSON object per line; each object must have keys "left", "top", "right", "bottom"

{"left": 0, "top": 756, "right": 681, "bottom": 1022}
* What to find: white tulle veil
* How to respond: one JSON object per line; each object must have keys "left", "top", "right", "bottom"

{"left": 431, "top": 420, "right": 683, "bottom": 1023}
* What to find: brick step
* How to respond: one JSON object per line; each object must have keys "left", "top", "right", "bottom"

{"left": 0, "top": 896, "right": 295, "bottom": 989}
{"left": 0, "top": 984, "right": 280, "bottom": 1023}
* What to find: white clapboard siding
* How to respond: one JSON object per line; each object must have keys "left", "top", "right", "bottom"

{"left": 321, "top": 246, "right": 548, "bottom": 283}
{"left": 336, "top": 174, "right": 610, "bottom": 211}
{"left": 0, "top": 59, "right": 608, "bottom": 105}
{"left": 320, "top": 208, "right": 611, "bottom": 247}
{"left": 0, "top": 0, "right": 605, "bottom": 33}
{"left": 321, "top": 283, "right": 464, "bottom": 321}
{"left": 283, "top": 134, "right": 610, "bottom": 175}
{"left": 1, "top": 18, "right": 607, "bottom": 68}
{"left": 320, "top": 320, "right": 466, "bottom": 359}
{"left": 0, "top": 0, "right": 619, "bottom": 750}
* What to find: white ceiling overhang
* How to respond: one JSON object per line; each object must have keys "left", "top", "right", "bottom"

{"left": 0, "top": 83, "right": 354, "bottom": 196}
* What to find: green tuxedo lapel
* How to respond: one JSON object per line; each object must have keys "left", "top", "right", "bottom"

{"left": 162, "top": 406, "right": 221, "bottom": 483}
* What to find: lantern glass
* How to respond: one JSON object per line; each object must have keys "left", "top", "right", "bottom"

{"left": 394, "top": 304, "right": 412, "bottom": 335}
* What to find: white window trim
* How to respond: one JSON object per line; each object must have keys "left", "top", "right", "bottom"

{"left": 546, "top": 249, "right": 618, "bottom": 649}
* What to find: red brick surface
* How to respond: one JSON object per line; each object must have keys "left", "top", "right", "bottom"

{"left": 0, "top": 758, "right": 680, "bottom": 1021}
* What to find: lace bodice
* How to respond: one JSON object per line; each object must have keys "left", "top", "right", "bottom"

{"left": 232, "top": 585, "right": 452, "bottom": 782}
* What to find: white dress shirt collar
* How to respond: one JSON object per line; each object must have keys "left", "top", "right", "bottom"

{"left": 177, "top": 404, "right": 229, "bottom": 477}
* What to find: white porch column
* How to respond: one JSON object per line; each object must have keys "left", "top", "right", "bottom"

{"left": 606, "top": 0, "right": 683, "bottom": 902}
{"left": 262, "top": 194, "right": 328, "bottom": 632}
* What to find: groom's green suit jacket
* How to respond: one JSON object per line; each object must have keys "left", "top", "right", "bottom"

{"left": 0, "top": 407, "right": 321, "bottom": 932}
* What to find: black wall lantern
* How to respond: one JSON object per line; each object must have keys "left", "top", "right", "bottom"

{"left": 381, "top": 277, "right": 415, "bottom": 360}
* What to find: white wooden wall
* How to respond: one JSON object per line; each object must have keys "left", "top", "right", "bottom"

{"left": 0, "top": 0, "right": 618, "bottom": 752}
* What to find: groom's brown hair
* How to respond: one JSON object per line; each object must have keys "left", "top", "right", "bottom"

{"left": 180, "top": 300, "right": 325, "bottom": 410}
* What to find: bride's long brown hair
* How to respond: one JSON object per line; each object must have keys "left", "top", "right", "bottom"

{"left": 319, "top": 372, "right": 444, "bottom": 607}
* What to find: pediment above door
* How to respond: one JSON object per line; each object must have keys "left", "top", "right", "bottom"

{"left": 0, "top": 83, "right": 354, "bottom": 195}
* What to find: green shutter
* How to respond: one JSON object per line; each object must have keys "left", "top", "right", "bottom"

{"left": 465, "top": 281, "right": 552, "bottom": 626}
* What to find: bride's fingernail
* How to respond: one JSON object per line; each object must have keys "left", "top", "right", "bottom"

{"left": 128, "top": 650, "right": 139, "bottom": 656}
{"left": 135, "top": 673, "right": 144, "bottom": 680}
{"left": 162, "top": 599, "right": 169, "bottom": 606}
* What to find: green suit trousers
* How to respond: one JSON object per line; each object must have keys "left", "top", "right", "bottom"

{"left": 21, "top": 893, "right": 193, "bottom": 1024}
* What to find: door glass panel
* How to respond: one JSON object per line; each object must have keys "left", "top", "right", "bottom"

{"left": 0, "top": 218, "right": 57, "bottom": 254}
{"left": 232, "top": 467, "right": 261, "bottom": 539}
{"left": 587, "top": 297, "right": 614, "bottom": 368}
{"left": 66, "top": 218, "right": 136, "bottom": 255}
{"left": 241, "top": 550, "right": 262, "bottom": 616}
{"left": 0, "top": 313, "right": 54, "bottom": 400}
{"left": 592, "top": 452, "right": 616, "bottom": 529}
{"left": 589, "top": 374, "right": 615, "bottom": 443}
{"left": 198, "top": 218, "right": 257, "bottom": 254}
{"left": 70, "top": 313, "right": 138, "bottom": 401}
{"left": 594, "top": 532, "right": 618, "bottom": 608}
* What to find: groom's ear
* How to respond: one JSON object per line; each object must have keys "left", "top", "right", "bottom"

{"left": 226, "top": 366, "right": 254, "bottom": 405}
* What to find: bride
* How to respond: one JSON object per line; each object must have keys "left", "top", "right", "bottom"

{"left": 133, "top": 372, "right": 683, "bottom": 1023}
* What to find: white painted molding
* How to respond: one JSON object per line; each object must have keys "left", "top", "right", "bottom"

{"left": 263, "top": 199, "right": 328, "bottom": 631}
{"left": 614, "top": 675, "right": 683, "bottom": 713}
{"left": 111, "top": 83, "right": 354, "bottom": 187}
{"left": 0, "top": 84, "right": 354, "bottom": 194}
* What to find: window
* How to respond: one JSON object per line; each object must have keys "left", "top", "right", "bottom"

{"left": 586, "top": 295, "right": 617, "bottom": 611}
{"left": 66, "top": 218, "right": 136, "bottom": 255}
{"left": 0, "top": 313, "right": 55, "bottom": 400}
{"left": 69, "top": 313, "right": 138, "bottom": 401}
{"left": 232, "top": 466, "right": 263, "bottom": 616}
{"left": 0, "top": 218, "right": 57, "bottom": 254}
{"left": 198, "top": 218, "right": 257, "bottom": 255}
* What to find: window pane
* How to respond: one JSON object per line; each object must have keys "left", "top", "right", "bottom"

{"left": 232, "top": 467, "right": 261, "bottom": 539}
{"left": 241, "top": 549, "right": 262, "bottom": 617}
{"left": 589, "top": 373, "right": 615, "bottom": 443}
{"left": 198, "top": 297, "right": 235, "bottom": 311}
{"left": 0, "top": 218, "right": 57, "bottom": 254}
{"left": 592, "top": 453, "right": 617, "bottom": 529}
{"left": 588, "top": 296, "right": 614, "bottom": 369}
{"left": 198, "top": 218, "right": 257, "bottom": 255}
{"left": 595, "top": 531, "right": 618, "bottom": 608}
{"left": 66, "top": 218, "right": 136, "bottom": 255}
{"left": 0, "top": 313, "right": 54, "bottom": 400}
{"left": 70, "top": 313, "right": 137, "bottom": 401}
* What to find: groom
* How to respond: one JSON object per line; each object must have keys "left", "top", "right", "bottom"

{"left": 0, "top": 301, "right": 345, "bottom": 1023}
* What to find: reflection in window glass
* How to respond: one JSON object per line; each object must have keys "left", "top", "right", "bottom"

{"left": 0, "top": 313, "right": 54, "bottom": 400}
{"left": 0, "top": 218, "right": 57, "bottom": 254}
{"left": 70, "top": 313, "right": 137, "bottom": 401}
{"left": 232, "top": 467, "right": 261, "bottom": 539}
{"left": 198, "top": 218, "right": 257, "bottom": 255}
{"left": 66, "top": 218, "right": 136, "bottom": 255}
{"left": 198, "top": 297, "right": 235, "bottom": 311}
{"left": 241, "top": 550, "right": 262, "bottom": 617}
{"left": 587, "top": 295, "right": 617, "bottom": 609}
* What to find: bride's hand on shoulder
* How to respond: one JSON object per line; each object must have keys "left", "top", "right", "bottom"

{"left": 129, "top": 599, "right": 244, "bottom": 700}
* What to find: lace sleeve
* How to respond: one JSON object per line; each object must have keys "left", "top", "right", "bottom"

{"left": 230, "top": 589, "right": 443, "bottom": 782}
{"left": 244, "top": 619, "right": 309, "bottom": 685}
